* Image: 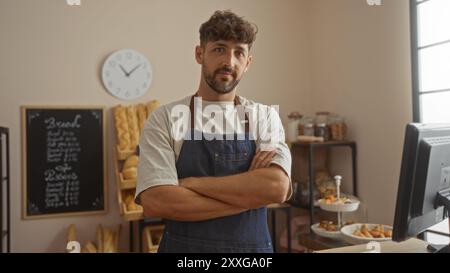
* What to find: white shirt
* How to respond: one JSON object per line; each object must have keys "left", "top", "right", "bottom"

{"left": 135, "top": 95, "right": 292, "bottom": 203}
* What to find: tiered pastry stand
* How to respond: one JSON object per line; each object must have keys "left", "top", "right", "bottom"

{"left": 311, "top": 175, "right": 360, "bottom": 240}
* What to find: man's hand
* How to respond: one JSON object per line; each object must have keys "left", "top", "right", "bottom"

{"left": 249, "top": 149, "right": 277, "bottom": 171}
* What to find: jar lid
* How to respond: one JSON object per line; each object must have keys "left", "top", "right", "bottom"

{"left": 316, "top": 111, "right": 330, "bottom": 115}
{"left": 288, "top": 112, "right": 302, "bottom": 119}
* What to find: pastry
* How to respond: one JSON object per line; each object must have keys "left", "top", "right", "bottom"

{"left": 128, "top": 202, "right": 138, "bottom": 211}
{"left": 124, "top": 193, "right": 134, "bottom": 205}
{"left": 123, "top": 191, "right": 142, "bottom": 212}
{"left": 352, "top": 224, "right": 392, "bottom": 238}
{"left": 123, "top": 167, "right": 137, "bottom": 180}
{"left": 122, "top": 155, "right": 139, "bottom": 180}
{"left": 123, "top": 155, "right": 139, "bottom": 170}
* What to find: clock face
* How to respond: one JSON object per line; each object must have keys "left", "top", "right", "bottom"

{"left": 102, "top": 49, "right": 152, "bottom": 100}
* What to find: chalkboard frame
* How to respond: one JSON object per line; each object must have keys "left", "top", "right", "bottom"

{"left": 21, "top": 106, "right": 108, "bottom": 219}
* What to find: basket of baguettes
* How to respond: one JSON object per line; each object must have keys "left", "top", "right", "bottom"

{"left": 118, "top": 189, "right": 145, "bottom": 221}
{"left": 113, "top": 100, "right": 159, "bottom": 160}
{"left": 113, "top": 99, "right": 159, "bottom": 221}
{"left": 66, "top": 223, "right": 122, "bottom": 253}
{"left": 143, "top": 224, "right": 164, "bottom": 253}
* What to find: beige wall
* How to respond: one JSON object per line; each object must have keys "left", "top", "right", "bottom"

{"left": 0, "top": 0, "right": 414, "bottom": 252}
{"left": 0, "top": 0, "right": 311, "bottom": 252}
{"left": 308, "top": 0, "right": 413, "bottom": 224}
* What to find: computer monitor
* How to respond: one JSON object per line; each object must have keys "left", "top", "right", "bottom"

{"left": 393, "top": 123, "right": 450, "bottom": 252}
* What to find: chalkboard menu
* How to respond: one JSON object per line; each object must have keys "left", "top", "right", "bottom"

{"left": 22, "top": 107, "right": 107, "bottom": 219}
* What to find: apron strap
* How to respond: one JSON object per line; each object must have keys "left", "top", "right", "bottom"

{"left": 189, "top": 93, "right": 250, "bottom": 134}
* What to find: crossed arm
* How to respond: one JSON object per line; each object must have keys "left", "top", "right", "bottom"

{"left": 140, "top": 150, "right": 290, "bottom": 222}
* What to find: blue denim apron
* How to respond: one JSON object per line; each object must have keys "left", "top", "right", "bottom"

{"left": 157, "top": 94, "right": 273, "bottom": 253}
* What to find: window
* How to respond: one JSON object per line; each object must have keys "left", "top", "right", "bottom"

{"left": 411, "top": 0, "right": 450, "bottom": 245}
{"left": 411, "top": 0, "right": 450, "bottom": 123}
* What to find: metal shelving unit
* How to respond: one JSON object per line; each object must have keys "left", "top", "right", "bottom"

{"left": 288, "top": 140, "right": 358, "bottom": 226}
{"left": 0, "top": 127, "right": 10, "bottom": 253}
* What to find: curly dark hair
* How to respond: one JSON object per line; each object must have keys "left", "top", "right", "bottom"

{"left": 199, "top": 10, "right": 258, "bottom": 50}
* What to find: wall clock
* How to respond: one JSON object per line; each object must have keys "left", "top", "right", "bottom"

{"left": 102, "top": 49, "right": 152, "bottom": 100}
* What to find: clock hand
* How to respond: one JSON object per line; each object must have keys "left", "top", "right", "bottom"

{"left": 127, "top": 64, "right": 142, "bottom": 76}
{"left": 119, "top": 64, "right": 130, "bottom": 77}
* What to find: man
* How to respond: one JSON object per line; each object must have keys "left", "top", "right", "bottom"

{"left": 135, "top": 10, "right": 292, "bottom": 253}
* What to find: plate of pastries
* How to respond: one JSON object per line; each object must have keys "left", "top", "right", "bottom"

{"left": 340, "top": 223, "right": 393, "bottom": 245}
{"left": 311, "top": 220, "right": 354, "bottom": 240}
{"left": 318, "top": 194, "right": 360, "bottom": 212}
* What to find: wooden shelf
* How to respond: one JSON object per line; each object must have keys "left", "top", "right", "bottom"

{"left": 292, "top": 140, "right": 355, "bottom": 147}
{"left": 143, "top": 225, "right": 164, "bottom": 253}
{"left": 1, "top": 127, "right": 10, "bottom": 253}
{"left": 117, "top": 188, "right": 143, "bottom": 221}
{"left": 118, "top": 173, "right": 137, "bottom": 190}
{"left": 289, "top": 140, "right": 358, "bottom": 227}
{"left": 298, "top": 230, "right": 350, "bottom": 252}
{"left": 267, "top": 203, "right": 290, "bottom": 209}
{"left": 121, "top": 203, "right": 144, "bottom": 222}
{"left": 114, "top": 145, "right": 137, "bottom": 189}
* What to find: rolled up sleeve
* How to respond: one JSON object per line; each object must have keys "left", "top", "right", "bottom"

{"left": 134, "top": 107, "right": 178, "bottom": 205}
{"left": 257, "top": 106, "right": 293, "bottom": 200}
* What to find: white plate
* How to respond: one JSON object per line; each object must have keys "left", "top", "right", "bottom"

{"left": 311, "top": 223, "right": 342, "bottom": 240}
{"left": 340, "top": 223, "right": 393, "bottom": 245}
{"left": 318, "top": 196, "right": 360, "bottom": 212}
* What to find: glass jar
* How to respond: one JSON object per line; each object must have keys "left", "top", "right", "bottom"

{"left": 304, "top": 123, "right": 315, "bottom": 136}
{"left": 315, "top": 111, "right": 330, "bottom": 125}
{"left": 287, "top": 112, "right": 302, "bottom": 142}
{"left": 329, "top": 115, "right": 347, "bottom": 141}
{"left": 315, "top": 123, "right": 330, "bottom": 141}
{"left": 298, "top": 116, "right": 312, "bottom": 136}
{"left": 301, "top": 117, "right": 315, "bottom": 136}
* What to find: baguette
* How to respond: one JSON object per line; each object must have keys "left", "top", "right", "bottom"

{"left": 114, "top": 105, "right": 131, "bottom": 150}
{"left": 137, "top": 103, "right": 147, "bottom": 134}
{"left": 126, "top": 105, "right": 140, "bottom": 150}
{"left": 111, "top": 232, "right": 117, "bottom": 253}
{"left": 114, "top": 224, "right": 122, "bottom": 253}
{"left": 102, "top": 228, "right": 115, "bottom": 253}
{"left": 67, "top": 224, "right": 77, "bottom": 242}
{"left": 82, "top": 241, "right": 98, "bottom": 253}
{"left": 96, "top": 224, "right": 103, "bottom": 253}
{"left": 146, "top": 100, "right": 160, "bottom": 118}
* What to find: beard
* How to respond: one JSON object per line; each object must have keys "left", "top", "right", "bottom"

{"left": 203, "top": 65, "right": 241, "bottom": 94}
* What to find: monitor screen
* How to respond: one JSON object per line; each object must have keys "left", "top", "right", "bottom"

{"left": 393, "top": 123, "right": 450, "bottom": 242}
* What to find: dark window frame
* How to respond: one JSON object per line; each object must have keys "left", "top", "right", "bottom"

{"left": 410, "top": 0, "right": 420, "bottom": 122}
{"left": 410, "top": 0, "right": 450, "bottom": 123}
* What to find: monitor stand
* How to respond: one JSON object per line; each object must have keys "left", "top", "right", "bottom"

{"left": 427, "top": 243, "right": 450, "bottom": 253}
{"left": 428, "top": 190, "right": 450, "bottom": 253}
